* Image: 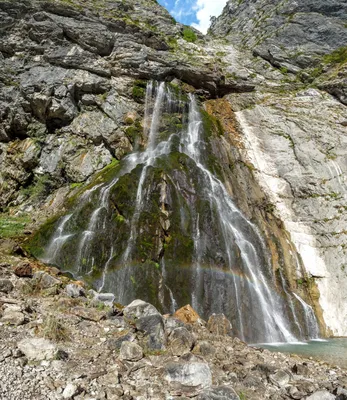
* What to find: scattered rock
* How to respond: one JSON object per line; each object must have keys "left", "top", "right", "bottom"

{"left": 306, "top": 391, "right": 336, "bottom": 400}
{"left": 71, "top": 306, "right": 106, "bottom": 322}
{"left": 168, "top": 327, "right": 194, "bottom": 356}
{"left": 89, "top": 290, "right": 115, "bottom": 307}
{"left": 63, "top": 383, "right": 78, "bottom": 399}
{"left": 293, "top": 363, "right": 310, "bottom": 376}
{"left": 174, "top": 305, "right": 201, "bottom": 324}
{"left": 288, "top": 386, "right": 307, "bottom": 399}
{"left": 193, "top": 341, "right": 216, "bottom": 357}
{"left": 269, "top": 370, "right": 291, "bottom": 387}
{"left": 13, "top": 262, "right": 33, "bottom": 278}
{"left": 66, "top": 283, "right": 85, "bottom": 298}
{"left": 33, "top": 271, "right": 61, "bottom": 289}
{"left": 17, "top": 338, "right": 58, "bottom": 361}
{"left": 0, "top": 279, "right": 14, "bottom": 294}
{"left": 48, "top": 267, "right": 61, "bottom": 276}
{"left": 196, "top": 386, "right": 240, "bottom": 399}
{"left": 206, "top": 314, "right": 232, "bottom": 336}
{"left": 165, "top": 355, "right": 212, "bottom": 395}
{"left": 107, "top": 332, "right": 136, "bottom": 350}
{"left": 165, "top": 316, "right": 188, "bottom": 334}
{"left": 97, "top": 367, "right": 120, "bottom": 386}
{"left": 119, "top": 341, "right": 143, "bottom": 362}
{"left": 0, "top": 304, "right": 25, "bottom": 326}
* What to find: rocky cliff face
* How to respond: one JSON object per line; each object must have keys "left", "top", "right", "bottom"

{"left": 1, "top": 0, "right": 347, "bottom": 339}
{"left": 210, "top": 0, "right": 347, "bottom": 336}
{"left": 0, "top": 0, "right": 250, "bottom": 212}
{"left": 210, "top": 0, "right": 347, "bottom": 104}
{"left": 209, "top": 0, "right": 347, "bottom": 69}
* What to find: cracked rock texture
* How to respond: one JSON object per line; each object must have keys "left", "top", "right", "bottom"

{"left": 210, "top": 0, "right": 347, "bottom": 71}
{"left": 1, "top": 0, "right": 347, "bottom": 339}
{"left": 0, "top": 0, "right": 243, "bottom": 212}
{"left": 210, "top": 1, "right": 347, "bottom": 336}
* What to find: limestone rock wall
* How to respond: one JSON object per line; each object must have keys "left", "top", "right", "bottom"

{"left": 208, "top": 0, "right": 347, "bottom": 335}
{"left": 0, "top": 0, "right": 242, "bottom": 213}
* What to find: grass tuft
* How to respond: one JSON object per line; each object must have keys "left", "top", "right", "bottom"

{"left": 40, "top": 314, "right": 70, "bottom": 342}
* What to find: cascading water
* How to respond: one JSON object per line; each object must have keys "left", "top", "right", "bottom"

{"left": 39, "top": 81, "right": 320, "bottom": 343}
{"left": 293, "top": 293, "right": 320, "bottom": 339}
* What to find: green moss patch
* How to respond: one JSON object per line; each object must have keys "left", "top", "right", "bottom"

{"left": 323, "top": 46, "right": 347, "bottom": 65}
{"left": 0, "top": 214, "right": 31, "bottom": 239}
{"left": 132, "top": 80, "right": 147, "bottom": 101}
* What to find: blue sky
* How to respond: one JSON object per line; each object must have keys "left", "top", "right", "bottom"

{"left": 157, "top": 0, "right": 228, "bottom": 34}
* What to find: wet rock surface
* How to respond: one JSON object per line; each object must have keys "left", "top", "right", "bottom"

{"left": 0, "top": 260, "right": 346, "bottom": 400}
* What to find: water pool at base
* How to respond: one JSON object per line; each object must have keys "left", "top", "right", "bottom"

{"left": 253, "top": 339, "right": 347, "bottom": 369}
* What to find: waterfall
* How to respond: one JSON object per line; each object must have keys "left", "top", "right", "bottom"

{"left": 278, "top": 269, "right": 304, "bottom": 338}
{"left": 293, "top": 293, "right": 320, "bottom": 339}
{"left": 40, "top": 81, "right": 320, "bottom": 343}
{"left": 43, "top": 214, "right": 73, "bottom": 264}
{"left": 180, "top": 95, "right": 297, "bottom": 343}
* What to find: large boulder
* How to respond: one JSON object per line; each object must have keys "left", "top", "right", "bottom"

{"left": 123, "top": 299, "right": 161, "bottom": 320}
{"left": 168, "top": 327, "right": 195, "bottom": 356}
{"left": 207, "top": 314, "right": 232, "bottom": 336}
{"left": 119, "top": 341, "right": 143, "bottom": 362}
{"left": 18, "top": 338, "right": 58, "bottom": 361}
{"left": 135, "top": 313, "right": 166, "bottom": 351}
{"left": 165, "top": 355, "right": 212, "bottom": 396}
{"left": 174, "top": 305, "right": 201, "bottom": 324}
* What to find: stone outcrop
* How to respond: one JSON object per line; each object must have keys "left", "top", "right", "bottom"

{"left": 0, "top": 0, "right": 249, "bottom": 212}
{"left": 208, "top": 1, "right": 347, "bottom": 337}
{"left": 209, "top": 0, "right": 347, "bottom": 71}
{"left": 209, "top": 0, "right": 347, "bottom": 105}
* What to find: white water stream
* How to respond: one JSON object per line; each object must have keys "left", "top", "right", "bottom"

{"left": 42, "top": 82, "right": 320, "bottom": 343}
{"left": 293, "top": 293, "right": 320, "bottom": 339}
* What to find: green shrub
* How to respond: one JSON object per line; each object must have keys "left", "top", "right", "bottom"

{"left": 132, "top": 85, "right": 145, "bottom": 100}
{"left": 182, "top": 27, "right": 197, "bottom": 43}
{"left": 323, "top": 46, "right": 347, "bottom": 65}
{"left": 132, "top": 80, "right": 147, "bottom": 101}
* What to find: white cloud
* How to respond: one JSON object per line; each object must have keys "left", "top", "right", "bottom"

{"left": 191, "top": 0, "right": 228, "bottom": 34}
{"left": 170, "top": 0, "right": 196, "bottom": 20}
